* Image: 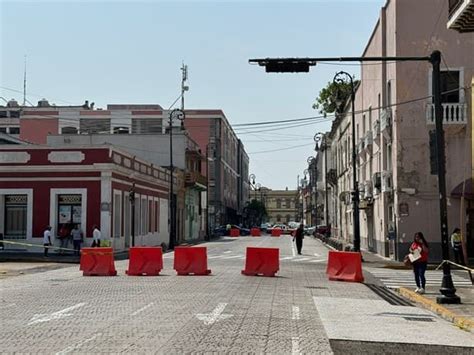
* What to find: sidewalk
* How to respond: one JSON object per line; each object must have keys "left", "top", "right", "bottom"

{"left": 0, "top": 250, "right": 129, "bottom": 263}
{"left": 360, "top": 247, "right": 474, "bottom": 332}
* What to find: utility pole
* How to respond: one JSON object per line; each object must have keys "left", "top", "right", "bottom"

{"left": 23, "top": 55, "right": 27, "bottom": 106}
{"left": 181, "top": 63, "right": 188, "bottom": 111}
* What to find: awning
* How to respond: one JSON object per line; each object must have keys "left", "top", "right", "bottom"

{"left": 451, "top": 178, "right": 474, "bottom": 199}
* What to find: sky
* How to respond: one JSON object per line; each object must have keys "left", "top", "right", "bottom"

{"left": 0, "top": 0, "right": 386, "bottom": 190}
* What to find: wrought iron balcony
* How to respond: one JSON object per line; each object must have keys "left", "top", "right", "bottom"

{"left": 185, "top": 171, "right": 207, "bottom": 190}
{"left": 426, "top": 103, "right": 467, "bottom": 125}
{"left": 448, "top": 0, "right": 474, "bottom": 33}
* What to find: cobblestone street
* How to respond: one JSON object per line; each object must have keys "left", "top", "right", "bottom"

{"left": 1, "top": 236, "right": 473, "bottom": 354}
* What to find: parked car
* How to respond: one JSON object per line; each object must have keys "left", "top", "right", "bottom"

{"left": 304, "top": 225, "right": 316, "bottom": 236}
{"left": 315, "top": 225, "right": 329, "bottom": 236}
{"left": 213, "top": 225, "right": 250, "bottom": 237}
{"left": 260, "top": 223, "right": 271, "bottom": 233}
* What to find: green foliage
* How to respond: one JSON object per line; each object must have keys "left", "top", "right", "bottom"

{"left": 312, "top": 80, "right": 359, "bottom": 116}
{"left": 247, "top": 199, "right": 267, "bottom": 217}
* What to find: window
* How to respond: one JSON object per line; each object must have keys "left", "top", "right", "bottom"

{"left": 113, "top": 194, "right": 121, "bottom": 238}
{"left": 4, "top": 195, "right": 27, "bottom": 239}
{"left": 276, "top": 199, "right": 281, "bottom": 208}
{"left": 0, "top": 127, "right": 7, "bottom": 133}
{"left": 9, "top": 111, "right": 20, "bottom": 118}
{"left": 80, "top": 118, "right": 110, "bottom": 134}
{"left": 440, "top": 70, "right": 460, "bottom": 103}
{"left": 387, "top": 81, "right": 392, "bottom": 106}
{"left": 61, "top": 126, "right": 78, "bottom": 134}
{"left": 141, "top": 197, "right": 148, "bottom": 235}
{"left": 124, "top": 195, "right": 131, "bottom": 239}
{"left": 286, "top": 214, "right": 291, "bottom": 223}
{"left": 132, "top": 118, "right": 162, "bottom": 134}
{"left": 9, "top": 127, "right": 20, "bottom": 134}
{"left": 113, "top": 126, "right": 129, "bottom": 134}
{"left": 277, "top": 215, "right": 281, "bottom": 222}
{"left": 286, "top": 199, "right": 291, "bottom": 208}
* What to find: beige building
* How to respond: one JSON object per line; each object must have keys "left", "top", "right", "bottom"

{"left": 327, "top": 0, "right": 474, "bottom": 261}
{"left": 257, "top": 188, "right": 299, "bottom": 225}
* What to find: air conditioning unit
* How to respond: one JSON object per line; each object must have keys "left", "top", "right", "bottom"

{"left": 381, "top": 171, "right": 393, "bottom": 193}
{"left": 364, "top": 180, "right": 373, "bottom": 199}
{"left": 372, "top": 172, "right": 382, "bottom": 191}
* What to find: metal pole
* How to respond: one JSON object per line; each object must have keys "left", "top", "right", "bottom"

{"left": 431, "top": 50, "right": 461, "bottom": 304}
{"left": 169, "top": 113, "right": 175, "bottom": 250}
{"left": 324, "top": 140, "right": 329, "bottom": 230}
{"left": 206, "top": 144, "right": 210, "bottom": 241}
{"left": 351, "top": 80, "right": 361, "bottom": 252}
{"left": 130, "top": 182, "right": 135, "bottom": 247}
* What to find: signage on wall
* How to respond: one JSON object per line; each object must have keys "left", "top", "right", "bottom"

{"left": 58, "top": 195, "right": 82, "bottom": 204}
{"left": 399, "top": 203, "right": 409, "bottom": 217}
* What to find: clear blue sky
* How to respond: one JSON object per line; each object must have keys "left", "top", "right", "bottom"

{"left": 1, "top": 0, "right": 385, "bottom": 190}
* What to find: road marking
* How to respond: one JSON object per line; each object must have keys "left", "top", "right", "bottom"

{"left": 196, "top": 303, "right": 233, "bottom": 325}
{"left": 291, "top": 336, "right": 300, "bottom": 354}
{"left": 28, "top": 303, "right": 86, "bottom": 325}
{"left": 281, "top": 256, "right": 293, "bottom": 260}
{"left": 292, "top": 306, "right": 300, "bottom": 320}
{"left": 294, "top": 257, "right": 310, "bottom": 262}
{"left": 224, "top": 251, "right": 232, "bottom": 254}
{"left": 55, "top": 333, "right": 101, "bottom": 355}
{"left": 222, "top": 255, "right": 243, "bottom": 259}
{"left": 313, "top": 252, "right": 320, "bottom": 257}
{"left": 291, "top": 239, "right": 296, "bottom": 257}
{"left": 131, "top": 302, "right": 154, "bottom": 316}
{"left": 308, "top": 259, "right": 326, "bottom": 263}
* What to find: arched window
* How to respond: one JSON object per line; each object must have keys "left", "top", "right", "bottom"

{"left": 276, "top": 199, "right": 282, "bottom": 208}
{"left": 61, "top": 126, "right": 78, "bottom": 134}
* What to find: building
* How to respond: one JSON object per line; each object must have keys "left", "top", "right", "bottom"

{"left": 184, "top": 110, "right": 250, "bottom": 231}
{"left": 326, "top": 0, "right": 474, "bottom": 261}
{"left": 0, "top": 146, "right": 172, "bottom": 251}
{"left": 261, "top": 188, "right": 299, "bottom": 225}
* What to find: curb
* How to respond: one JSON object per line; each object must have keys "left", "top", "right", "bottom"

{"left": 396, "top": 287, "right": 474, "bottom": 332}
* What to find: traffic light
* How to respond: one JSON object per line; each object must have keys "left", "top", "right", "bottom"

{"left": 265, "top": 61, "right": 310, "bottom": 73}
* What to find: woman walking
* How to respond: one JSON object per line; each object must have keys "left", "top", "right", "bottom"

{"left": 408, "top": 232, "right": 429, "bottom": 294}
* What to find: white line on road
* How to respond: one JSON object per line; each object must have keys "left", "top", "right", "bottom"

{"left": 28, "top": 303, "right": 86, "bottom": 325}
{"left": 291, "top": 336, "right": 300, "bottom": 354}
{"left": 313, "top": 252, "right": 320, "bottom": 257}
{"left": 291, "top": 239, "right": 296, "bottom": 257}
{"left": 292, "top": 306, "right": 300, "bottom": 320}
{"left": 224, "top": 251, "right": 232, "bottom": 254}
{"left": 131, "top": 302, "right": 154, "bottom": 316}
{"left": 55, "top": 333, "right": 101, "bottom": 355}
{"left": 196, "top": 303, "right": 233, "bottom": 325}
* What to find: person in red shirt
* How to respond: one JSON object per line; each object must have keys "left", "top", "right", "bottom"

{"left": 409, "top": 232, "right": 429, "bottom": 294}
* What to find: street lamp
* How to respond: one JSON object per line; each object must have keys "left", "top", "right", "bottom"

{"left": 168, "top": 108, "right": 185, "bottom": 250}
{"left": 315, "top": 132, "right": 330, "bottom": 236}
{"left": 129, "top": 182, "right": 135, "bottom": 247}
{"left": 249, "top": 51, "right": 459, "bottom": 304}
{"left": 307, "top": 156, "right": 316, "bottom": 226}
{"left": 333, "top": 71, "right": 360, "bottom": 253}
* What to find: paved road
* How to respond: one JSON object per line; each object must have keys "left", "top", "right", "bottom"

{"left": 1, "top": 235, "right": 473, "bottom": 354}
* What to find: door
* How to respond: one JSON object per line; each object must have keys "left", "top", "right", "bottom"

{"left": 367, "top": 211, "right": 375, "bottom": 252}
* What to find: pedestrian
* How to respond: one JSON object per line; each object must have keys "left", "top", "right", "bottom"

{"left": 293, "top": 223, "right": 304, "bottom": 255}
{"left": 57, "top": 223, "right": 71, "bottom": 255}
{"left": 450, "top": 228, "right": 464, "bottom": 265}
{"left": 226, "top": 223, "right": 232, "bottom": 236}
{"left": 71, "top": 224, "right": 83, "bottom": 256}
{"left": 43, "top": 226, "right": 52, "bottom": 257}
{"left": 92, "top": 225, "right": 101, "bottom": 247}
{"left": 408, "top": 232, "right": 429, "bottom": 294}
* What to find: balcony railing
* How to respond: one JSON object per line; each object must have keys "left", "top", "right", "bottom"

{"left": 185, "top": 171, "right": 207, "bottom": 189}
{"left": 364, "top": 131, "right": 373, "bottom": 151}
{"left": 426, "top": 103, "right": 467, "bottom": 125}
{"left": 448, "top": 0, "right": 474, "bottom": 32}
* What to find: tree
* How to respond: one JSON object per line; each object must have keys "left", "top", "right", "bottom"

{"left": 244, "top": 199, "right": 267, "bottom": 227}
{"left": 312, "top": 80, "right": 359, "bottom": 116}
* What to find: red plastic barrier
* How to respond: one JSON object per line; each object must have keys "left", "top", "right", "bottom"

{"left": 174, "top": 246, "right": 211, "bottom": 276}
{"left": 230, "top": 228, "right": 240, "bottom": 237}
{"left": 250, "top": 228, "right": 261, "bottom": 237}
{"left": 241, "top": 247, "right": 279, "bottom": 277}
{"left": 126, "top": 246, "right": 163, "bottom": 276}
{"left": 326, "top": 250, "right": 364, "bottom": 282}
{"left": 271, "top": 228, "right": 282, "bottom": 237}
{"left": 80, "top": 247, "right": 117, "bottom": 276}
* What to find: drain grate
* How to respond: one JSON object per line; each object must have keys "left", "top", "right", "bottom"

{"left": 365, "top": 283, "right": 414, "bottom": 306}
{"left": 305, "top": 286, "right": 328, "bottom": 289}
{"left": 403, "top": 316, "right": 434, "bottom": 322}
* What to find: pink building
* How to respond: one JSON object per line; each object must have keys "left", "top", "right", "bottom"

{"left": 0, "top": 146, "right": 172, "bottom": 251}
{"left": 328, "top": 0, "right": 474, "bottom": 261}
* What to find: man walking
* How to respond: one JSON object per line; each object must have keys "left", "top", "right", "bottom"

{"left": 450, "top": 228, "right": 464, "bottom": 265}
{"left": 71, "top": 224, "right": 83, "bottom": 256}
{"left": 293, "top": 223, "right": 305, "bottom": 255}
{"left": 43, "top": 226, "right": 52, "bottom": 257}
{"left": 92, "top": 225, "right": 101, "bottom": 247}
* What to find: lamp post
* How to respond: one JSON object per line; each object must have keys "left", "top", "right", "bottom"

{"left": 333, "top": 72, "right": 360, "bottom": 252}
{"left": 248, "top": 50, "right": 460, "bottom": 304}
{"left": 307, "top": 156, "right": 316, "bottom": 226}
{"left": 168, "top": 108, "right": 185, "bottom": 250}
{"left": 315, "top": 132, "right": 330, "bottom": 234}
{"left": 129, "top": 182, "right": 135, "bottom": 247}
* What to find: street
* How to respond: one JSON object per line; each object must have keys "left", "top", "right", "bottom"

{"left": 1, "top": 236, "right": 473, "bottom": 354}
